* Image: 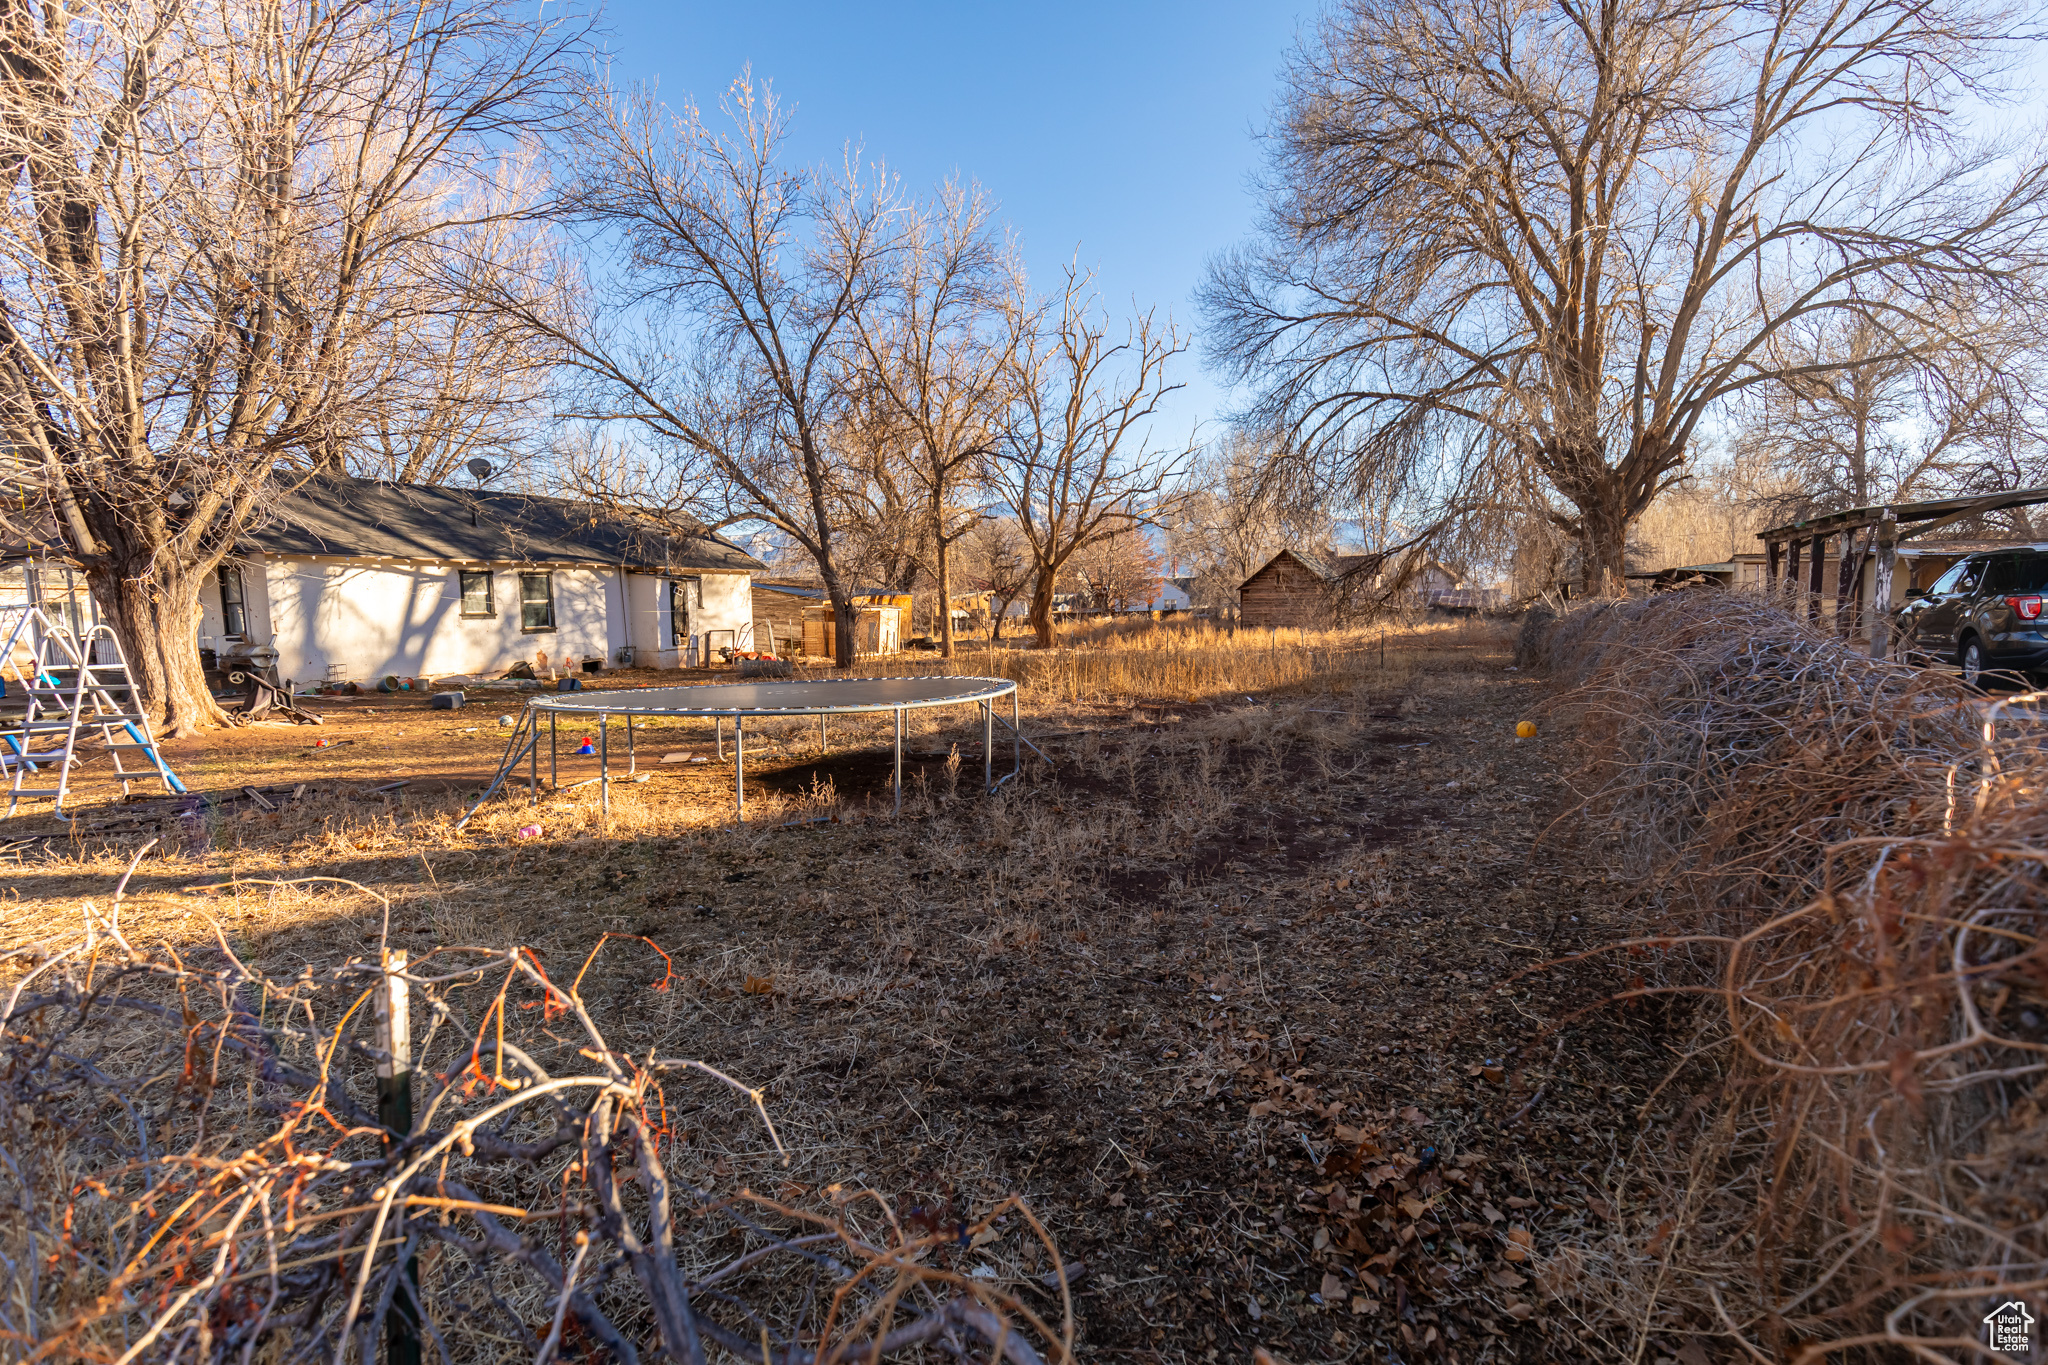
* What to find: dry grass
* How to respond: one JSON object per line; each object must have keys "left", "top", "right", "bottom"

{"left": 3, "top": 615, "right": 1660, "bottom": 1363}
{"left": 0, "top": 888, "right": 1078, "bottom": 1363}
{"left": 818, "top": 616, "right": 1486, "bottom": 707}
{"left": 1531, "top": 591, "right": 2046, "bottom": 1363}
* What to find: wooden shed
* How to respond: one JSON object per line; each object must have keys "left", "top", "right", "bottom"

{"left": 750, "top": 581, "right": 825, "bottom": 656}
{"left": 801, "top": 605, "right": 903, "bottom": 659}
{"left": 1239, "top": 549, "right": 1381, "bottom": 628}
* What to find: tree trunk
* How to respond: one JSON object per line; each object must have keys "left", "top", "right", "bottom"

{"left": 88, "top": 558, "right": 234, "bottom": 737}
{"left": 1027, "top": 577, "right": 1057, "bottom": 650}
{"left": 937, "top": 538, "right": 955, "bottom": 660}
{"left": 1577, "top": 491, "right": 1632, "bottom": 597}
{"left": 816, "top": 567, "right": 858, "bottom": 669}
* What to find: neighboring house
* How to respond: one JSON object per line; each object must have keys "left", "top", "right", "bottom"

{"left": 1149, "top": 576, "right": 1195, "bottom": 612}
{"left": 203, "top": 476, "right": 764, "bottom": 685}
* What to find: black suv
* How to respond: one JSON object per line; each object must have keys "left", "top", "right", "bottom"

{"left": 1895, "top": 545, "right": 2048, "bottom": 686}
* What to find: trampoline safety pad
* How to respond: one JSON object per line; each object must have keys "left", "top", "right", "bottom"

{"left": 459, "top": 676, "right": 1024, "bottom": 828}
{"left": 526, "top": 675, "right": 1016, "bottom": 717}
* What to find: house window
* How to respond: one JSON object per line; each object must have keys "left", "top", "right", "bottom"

{"left": 217, "top": 565, "right": 247, "bottom": 639}
{"left": 460, "top": 570, "right": 494, "bottom": 617}
{"left": 520, "top": 572, "right": 555, "bottom": 632}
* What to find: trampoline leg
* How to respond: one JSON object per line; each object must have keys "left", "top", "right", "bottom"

{"left": 819, "top": 713, "right": 827, "bottom": 754}
{"left": 983, "top": 702, "right": 993, "bottom": 790}
{"left": 529, "top": 715, "right": 538, "bottom": 804}
{"left": 626, "top": 714, "right": 636, "bottom": 776}
{"left": 735, "top": 716, "right": 745, "bottom": 823}
{"left": 600, "top": 716, "right": 610, "bottom": 814}
{"left": 893, "top": 707, "right": 903, "bottom": 815}
{"left": 1013, "top": 690, "right": 1021, "bottom": 781}
{"left": 550, "top": 715, "right": 558, "bottom": 791}
{"left": 716, "top": 716, "right": 724, "bottom": 762}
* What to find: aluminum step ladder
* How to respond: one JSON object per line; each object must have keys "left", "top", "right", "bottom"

{"left": 0, "top": 605, "right": 186, "bottom": 819}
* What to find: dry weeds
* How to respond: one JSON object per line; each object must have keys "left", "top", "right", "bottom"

{"left": 1534, "top": 591, "right": 2045, "bottom": 1364}
{"left": 3, "top": 617, "right": 1650, "bottom": 1363}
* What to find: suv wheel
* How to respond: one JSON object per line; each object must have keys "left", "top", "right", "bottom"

{"left": 1960, "top": 636, "right": 1989, "bottom": 689}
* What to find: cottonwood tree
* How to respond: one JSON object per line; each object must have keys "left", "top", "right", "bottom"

{"left": 825, "top": 393, "right": 931, "bottom": 596}
{"left": 993, "top": 269, "right": 1192, "bottom": 647}
{"left": 1204, "top": 0, "right": 2048, "bottom": 595}
{"left": 1737, "top": 305, "right": 2048, "bottom": 529}
{"left": 0, "top": 0, "right": 583, "bottom": 731}
{"left": 520, "top": 79, "right": 898, "bottom": 668}
{"left": 853, "top": 181, "right": 1019, "bottom": 657}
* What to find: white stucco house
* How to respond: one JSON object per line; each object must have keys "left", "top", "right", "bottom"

{"left": 198, "top": 476, "right": 765, "bottom": 685}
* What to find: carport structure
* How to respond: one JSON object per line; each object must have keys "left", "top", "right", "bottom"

{"left": 1759, "top": 487, "right": 2048, "bottom": 658}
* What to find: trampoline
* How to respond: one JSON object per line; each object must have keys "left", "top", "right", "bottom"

{"left": 458, "top": 676, "right": 1029, "bottom": 828}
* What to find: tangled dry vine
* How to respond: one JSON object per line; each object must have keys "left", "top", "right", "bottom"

{"left": 1533, "top": 593, "right": 2045, "bottom": 1362}
{"left": 0, "top": 861, "right": 1076, "bottom": 1363}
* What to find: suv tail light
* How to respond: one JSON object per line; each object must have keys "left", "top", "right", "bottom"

{"left": 2006, "top": 595, "right": 2044, "bottom": 620}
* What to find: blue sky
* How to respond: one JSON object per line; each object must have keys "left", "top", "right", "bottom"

{"left": 591, "top": 0, "right": 1317, "bottom": 450}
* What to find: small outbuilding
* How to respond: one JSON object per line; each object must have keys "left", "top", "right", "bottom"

{"left": 1239, "top": 550, "right": 1384, "bottom": 628}
{"left": 1239, "top": 548, "right": 1464, "bottom": 626}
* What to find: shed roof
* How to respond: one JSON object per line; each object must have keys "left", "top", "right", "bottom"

{"left": 1244, "top": 548, "right": 1384, "bottom": 586}
{"left": 244, "top": 475, "right": 763, "bottom": 574}
{"left": 1758, "top": 486, "right": 2048, "bottom": 543}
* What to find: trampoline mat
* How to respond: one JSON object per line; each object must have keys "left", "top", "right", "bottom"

{"left": 526, "top": 675, "right": 1016, "bottom": 717}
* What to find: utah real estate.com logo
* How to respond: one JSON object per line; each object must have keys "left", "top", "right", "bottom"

{"left": 1985, "top": 1300, "right": 2035, "bottom": 1357}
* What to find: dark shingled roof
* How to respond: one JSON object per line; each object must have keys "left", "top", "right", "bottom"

{"left": 243, "top": 475, "right": 763, "bottom": 574}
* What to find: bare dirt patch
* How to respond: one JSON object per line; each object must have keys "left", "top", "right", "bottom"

{"left": 2, "top": 623, "right": 1667, "bottom": 1362}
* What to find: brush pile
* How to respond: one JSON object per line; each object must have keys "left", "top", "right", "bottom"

{"left": 1538, "top": 591, "right": 2045, "bottom": 1361}
{"left": 0, "top": 871, "right": 1074, "bottom": 1363}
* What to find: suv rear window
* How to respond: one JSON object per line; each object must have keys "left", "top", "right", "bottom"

{"left": 1982, "top": 556, "right": 2025, "bottom": 594}
{"left": 2015, "top": 555, "right": 2048, "bottom": 593}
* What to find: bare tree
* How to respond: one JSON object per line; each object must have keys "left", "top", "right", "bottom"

{"left": 1736, "top": 304, "right": 2048, "bottom": 528}
{"left": 853, "top": 181, "right": 1019, "bottom": 657}
{"left": 348, "top": 210, "right": 563, "bottom": 487}
{"left": 1205, "top": 0, "right": 2048, "bottom": 595}
{"left": 993, "top": 269, "right": 1192, "bottom": 648}
{"left": 1068, "top": 527, "right": 1164, "bottom": 612}
{"left": 1168, "top": 428, "right": 1334, "bottom": 614}
{"left": 518, "top": 78, "right": 899, "bottom": 668}
{"left": 955, "top": 515, "right": 1032, "bottom": 643}
{"left": 0, "top": 0, "right": 583, "bottom": 731}
{"left": 826, "top": 394, "right": 931, "bottom": 595}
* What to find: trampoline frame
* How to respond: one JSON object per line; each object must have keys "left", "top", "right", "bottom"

{"left": 457, "top": 676, "right": 1029, "bottom": 828}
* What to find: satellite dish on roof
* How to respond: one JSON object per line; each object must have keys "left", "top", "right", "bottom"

{"left": 465, "top": 457, "right": 494, "bottom": 485}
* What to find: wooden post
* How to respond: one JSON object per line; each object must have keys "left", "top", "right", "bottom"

{"left": 1766, "top": 539, "right": 1781, "bottom": 589}
{"left": 1786, "top": 538, "right": 1802, "bottom": 607}
{"left": 1869, "top": 508, "right": 1899, "bottom": 659}
{"left": 1836, "top": 529, "right": 1860, "bottom": 635}
{"left": 1807, "top": 533, "right": 1827, "bottom": 621}
{"left": 374, "top": 951, "right": 420, "bottom": 1365}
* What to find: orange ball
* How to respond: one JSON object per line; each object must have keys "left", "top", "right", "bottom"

{"left": 1515, "top": 720, "right": 1538, "bottom": 739}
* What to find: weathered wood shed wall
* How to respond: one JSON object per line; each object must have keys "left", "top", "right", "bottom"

{"left": 1240, "top": 551, "right": 1337, "bottom": 628}
{"left": 750, "top": 584, "right": 819, "bottom": 655}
